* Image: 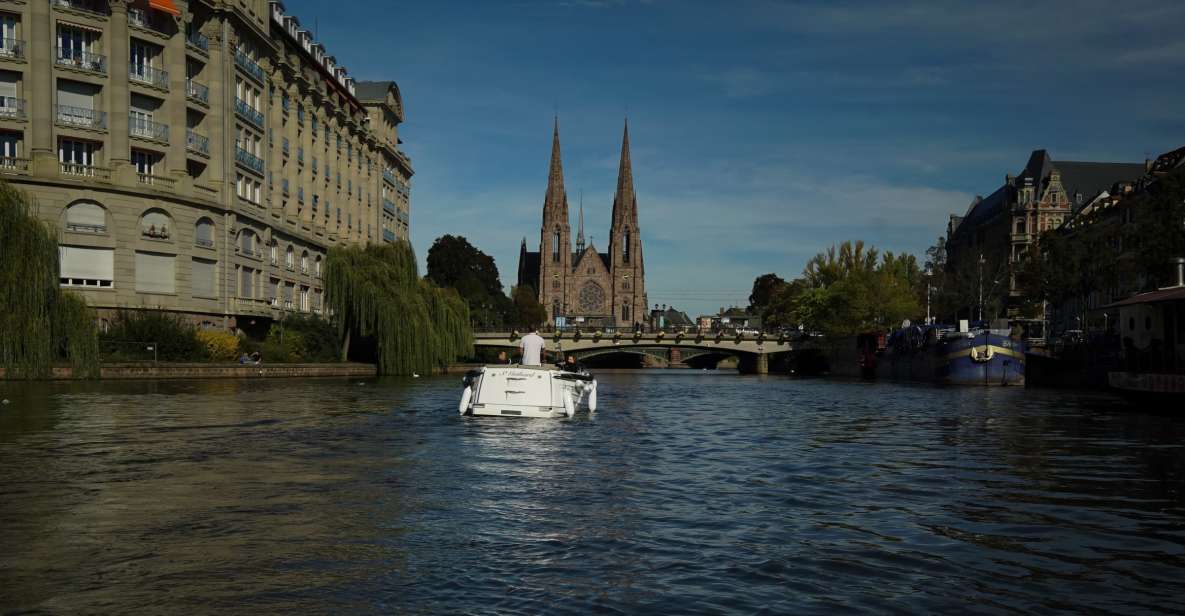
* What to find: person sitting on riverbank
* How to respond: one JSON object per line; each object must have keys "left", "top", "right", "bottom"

{"left": 519, "top": 328, "right": 545, "bottom": 367}
{"left": 238, "top": 352, "right": 252, "bottom": 364}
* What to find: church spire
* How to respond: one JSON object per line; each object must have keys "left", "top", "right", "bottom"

{"left": 576, "top": 190, "right": 585, "bottom": 253}
{"left": 611, "top": 118, "right": 636, "bottom": 226}
{"left": 543, "top": 116, "right": 568, "bottom": 222}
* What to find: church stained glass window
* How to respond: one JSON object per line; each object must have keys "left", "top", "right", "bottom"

{"left": 578, "top": 281, "right": 605, "bottom": 313}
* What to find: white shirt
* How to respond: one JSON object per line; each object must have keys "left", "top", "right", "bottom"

{"left": 519, "top": 332, "right": 545, "bottom": 366}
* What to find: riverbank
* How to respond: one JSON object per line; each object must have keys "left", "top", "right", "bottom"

{"left": 0, "top": 362, "right": 377, "bottom": 381}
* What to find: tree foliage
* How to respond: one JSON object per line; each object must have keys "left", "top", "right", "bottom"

{"left": 751, "top": 240, "right": 924, "bottom": 337}
{"left": 0, "top": 182, "right": 98, "bottom": 378}
{"left": 1130, "top": 166, "right": 1185, "bottom": 289}
{"left": 747, "top": 273, "right": 786, "bottom": 314}
{"left": 425, "top": 234, "right": 514, "bottom": 329}
{"left": 510, "top": 284, "right": 547, "bottom": 330}
{"left": 326, "top": 241, "right": 472, "bottom": 375}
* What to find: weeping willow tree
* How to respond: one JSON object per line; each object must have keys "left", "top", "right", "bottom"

{"left": 325, "top": 241, "right": 472, "bottom": 375}
{"left": 0, "top": 182, "right": 99, "bottom": 378}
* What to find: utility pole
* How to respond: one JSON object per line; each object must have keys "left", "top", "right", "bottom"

{"left": 925, "top": 267, "right": 932, "bottom": 325}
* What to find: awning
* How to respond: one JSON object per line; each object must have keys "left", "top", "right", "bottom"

{"left": 1101, "top": 286, "right": 1185, "bottom": 309}
{"left": 148, "top": 0, "right": 181, "bottom": 16}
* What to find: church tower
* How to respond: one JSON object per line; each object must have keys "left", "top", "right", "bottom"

{"left": 608, "top": 120, "right": 647, "bottom": 327}
{"left": 537, "top": 118, "right": 572, "bottom": 323}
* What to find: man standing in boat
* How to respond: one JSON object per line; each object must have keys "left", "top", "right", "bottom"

{"left": 519, "top": 327, "right": 546, "bottom": 367}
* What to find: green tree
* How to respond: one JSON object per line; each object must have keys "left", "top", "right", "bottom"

{"left": 511, "top": 285, "right": 547, "bottom": 330}
{"left": 747, "top": 273, "right": 786, "bottom": 314}
{"left": 0, "top": 182, "right": 98, "bottom": 378}
{"left": 425, "top": 234, "right": 512, "bottom": 329}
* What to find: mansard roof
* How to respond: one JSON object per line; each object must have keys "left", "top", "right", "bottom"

{"left": 355, "top": 80, "right": 404, "bottom": 122}
{"left": 1017, "top": 149, "right": 1145, "bottom": 212}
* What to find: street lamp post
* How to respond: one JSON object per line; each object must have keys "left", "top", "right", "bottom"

{"left": 924, "top": 267, "right": 933, "bottom": 325}
{"left": 977, "top": 253, "right": 985, "bottom": 323}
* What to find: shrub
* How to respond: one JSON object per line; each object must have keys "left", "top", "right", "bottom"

{"left": 269, "top": 314, "right": 340, "bottom": 362}
{"left": 196, "top": 329, "right": 239, "bottom": 361}
{"left": 100, "top": 309, "right": 206, "bottom": 362}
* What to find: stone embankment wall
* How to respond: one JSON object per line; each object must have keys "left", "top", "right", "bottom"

{"left": 799, "top": 337, "right": 861, "bottom": 378}
{"left": 0, "top": 363, "right": 377, "bottom": 381}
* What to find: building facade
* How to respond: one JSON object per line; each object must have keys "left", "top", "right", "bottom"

{"left": 945, "top": 149, "right": 1145, "bottom": 318}
{"left": 517, "top": 120, "right": 647, "bottom": 329}
{"left": 0, "top": 0, "right": 412, "bottom": 331}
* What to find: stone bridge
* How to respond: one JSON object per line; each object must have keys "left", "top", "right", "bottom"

{"left": 473, "top": 331, "right": 797, "bottom": 374}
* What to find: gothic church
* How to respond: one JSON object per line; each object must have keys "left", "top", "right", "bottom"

{"left": 517, "top": 120, "right": 647, "bottom": 329}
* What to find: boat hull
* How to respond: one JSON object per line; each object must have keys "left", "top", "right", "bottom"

{"left": 877, "top": 331, "right": 1026, "bottom": 386}
{"left": 460, "top": 365, "right": 596, "bottom": 418}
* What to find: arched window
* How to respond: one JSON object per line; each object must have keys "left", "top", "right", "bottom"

{"left": 285, "top": 245, "right": 295, "bottom": 269}
{"left": 195, "top": 217, "right": 215, "bottom": 248}
{"left": 237, "top": 229, "right": 258, "bottom": 255}
{"left": 552, "top": 229, "right": 560, "bottom": 263}
{"left": 140, "top": 208, "right": 172, "bottom": 239}
{"left": 622, "top": 229, "right": 631, "bottom": 264}
{"left": 314, "top": 255, "right": 322, "bottom": 277}
{"left": 65, "top": 201, "right": 107, "bottom": 233}
{"left": 1014, "top": 218, "right": 1026, "bottom": 235}
{"left": 301, "top": 250, "right": 309, "bottom": 274}
{"left": 269, "top": 240, "right": 278, "bottom": 265}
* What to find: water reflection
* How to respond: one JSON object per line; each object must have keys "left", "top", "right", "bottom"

{"left": 0, "top": 374, "right": 1183, "bottom": 613}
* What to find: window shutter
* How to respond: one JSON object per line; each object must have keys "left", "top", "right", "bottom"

{"left": 60, "top": 246, "right": 114, "bottom": 280}
{"left": 192, "top": 258, "right": 216, "bottom": 297}
{"left": 66, "top": 202, "right": 105, "bottom": 227}
{"left": 135, "top": 251, "right": 175, "bottom": 294}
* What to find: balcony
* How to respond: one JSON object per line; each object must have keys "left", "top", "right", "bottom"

{"left": 56, "top": 48, "right": 107, "bottom": 74}
{"left": 382, "top": 199, "right": 396, "bottom": 215}
{"left": 186, "top": 30, "right": 209, "bottom": 54}
{"left": 66, "top": 221, "right": 105, "bottom": 233}
{"left": 52, "top": 0, "right": 109, "bottom": 16}
{"left": 137, "top": 172, "right": 175, "bottom": 190}
{"left": 382, "top": 229, "right": 395, "bottom": 242}
{"left": 186, "top": 129, "right": 209, "bottom": 156}
{"left": 0, "top": 97, "right": 26, "bottom": 121}
{"left": 0, "top": 39, "right": 25, "bottom": 61}
{"left": 234, "top": 98, "right": 264, "bottom": 127}
{"left": 56, "top": 105, "right": 107, "bottom": 130}
{"left": 382, "top": 168, "right": 396, "bottom": 185}
{"left": 186, "top": 79, "right": 209, "bottom": 105}
{"left": 130, "top": 63, "right": 169, "bottom": 89}
{"left": 129, "top": 115, "right": 169, "bottom": 142}
{"left": 127, "top": 7, "right": 167, "bottom": 34}
{"left": 0, "top": 157, "right": 30, "bottom": 174}
{"left": 235, "top": 147, "right": 264, "bottom": 174}
{"left": 60, "top": 162, "right": 111, "bottom": 180}
{"left": 195, "top": 237, "right": 214, "bottom": 248}
{"left": 234, "top": 50, "right": 264, "bottom": 83}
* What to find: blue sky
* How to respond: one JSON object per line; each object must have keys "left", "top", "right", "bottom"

{"left": 285, "top": 0, "right": 1185, "bottom": 317}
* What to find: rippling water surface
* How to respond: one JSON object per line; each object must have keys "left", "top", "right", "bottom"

{"left": 2, "top": 372, "right": 1185, "bottom": 614}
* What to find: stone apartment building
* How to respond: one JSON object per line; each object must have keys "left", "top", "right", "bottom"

{"left": 0, "top": 0, "right": 412, "bottom": 332}
{"left": 945, "top": 149, "right": 1146, "bottom": 318}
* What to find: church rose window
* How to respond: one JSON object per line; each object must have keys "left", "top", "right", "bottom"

{"left": 578, "top": 281, "right": 605, "bottom": 313}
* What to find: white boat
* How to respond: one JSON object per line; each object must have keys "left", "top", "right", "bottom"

{"left": 459, "top": 365, "right": 597, "bottom": 418}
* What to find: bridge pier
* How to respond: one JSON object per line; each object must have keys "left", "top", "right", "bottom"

{"left": 738, "top": 353, "right": 769, "bottom": 375}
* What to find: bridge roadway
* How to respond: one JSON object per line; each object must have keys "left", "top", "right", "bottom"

{"left": 473, "top": 330, "right": 797, "bottom": 374}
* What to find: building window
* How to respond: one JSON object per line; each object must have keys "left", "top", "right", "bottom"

{"left": 135, "top": 251, "right": 175, "bottom": 294}
{"left": 59, "top": 246, "right": 114, "bottom": 288}
{"left": 300, "top": 251, "right": 308, "bottom": 274}
{"left": 58, "top": 138, "right": 97, "bottom": 173}
{"left": 623, "top": 229, "right": 631, "bottom": 264}
{"left": 0, "top": 131, "right": 20, "bottom": 162}
{"left": 552, "top": 230, "right": 560, "bottom": 263}
{"left": 64, "top": 201, "right": 107, "bottom": 233}
{"left": 314, "top": 255, "right": 322, "bottom": 277}
{"left": 285, "top": 245, "right": 294, "bottom": 270}
{"left": 131, "top": 149, "right": 155, "bottom": 177}
{"left": 269, "top": 240, "right": 278, "bottom": 265}
{"left": 192, "top": 258, "right": 217, "bottom": 298}
{"left": 195, "top": 218, "right": 215, "bottom": 248}
{"left": 140, "top": 208, "right": 171, "bottom": 239}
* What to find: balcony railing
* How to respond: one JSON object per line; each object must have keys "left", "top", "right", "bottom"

{"left": 383, "top": 229, "right": 395, "bottom": 242}
{"left": 186, "top": 129, "right": 209, "bottom": 155}
{"left": 0, "top": 157, "right": 30, "bottom": 174}
{"left": 56, "top": 105, "right": 107, "bottom": 129}
{"left": 66, "top": 221, "right": 106, "bottom": 233}
{"left": 56, "top": 48, "right": 107, "bottom": 73}
{"left": 234, "top": 98, "right": 264, "bottom": 127}
{"left": 127, "top": 7, "right": 167, "bottom": 34}
{"left": 60, "top": 162, "right": 111, "bottom": 179}
{"left": 129, "top": 115, "right": 169, "bottom": 142}
{"left": 53, "top": 0, "right": 109, "bottom": 16}
{"left": 186, "top": 30, "right": 209, "bottom": 53}
{"left": 137, "top": 172, "right": 175, "bottom": 189}
{"left": 234, "top": 50, "right": 264, "bottom": 82}
{"left": 235, "top": 147, "right": 264, "bottom": 173}
{"left": 0, "top": 97, "right": 26, "bottom": 120}
{"left": 186, "top": 79, "right": 209, "bottom": 104}
{"left": 382, "top": 199, "right": 396, "bottom": 215}
{"left": 195, "top": 238, "right": 215, "bottom": 248}
{"left": 0, "top": 39, "right": 25, "bottom": 60}
{"left": 383, "top": 168, "right": 396, "bottom": 185}
{"left": 130, "top": 63, "right": 169, "bottom": 89}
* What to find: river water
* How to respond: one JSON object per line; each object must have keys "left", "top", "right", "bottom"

{"left": 1, "top": 372, "right": 1184, "bottom": 614}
